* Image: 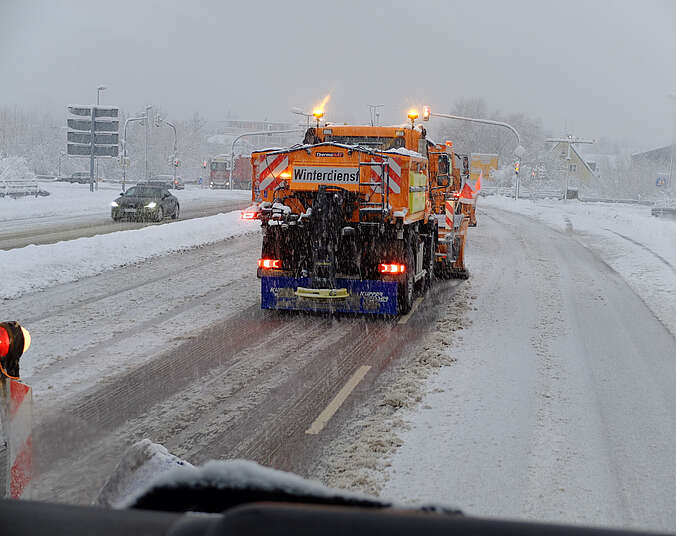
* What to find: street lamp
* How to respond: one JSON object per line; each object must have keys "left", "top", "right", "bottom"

{"left": 229, "top": 129, "right": 304, "bottom": 191}
{"left": 155, "top": 115, "right": 178, "bottom": 187}
{"left": 422, "top": 106, "right": 525, "bottom": 198}
{"left": 95, "top": 86, "right": 107, "bottom": 187}
{"left": 291, "top": 108, "right": 312, "bottom": 127}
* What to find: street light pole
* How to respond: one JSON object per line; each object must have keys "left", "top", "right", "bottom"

{"left": 122, "top": 115, "right": 145, "bottom": 192}
{"left": 229, "top": 129, "right": 304, "bottom": 191}
{"left": 428, "top": 111, "right": 524, "bottom": 198}
{"left": 95, "top": 86, "right": 106, "bottom": 189}
{"left": 668, "top": 94, "right": 676, "bottom": 190}
{"left": 144, "top": 105, "right": 152, "bottom": 181}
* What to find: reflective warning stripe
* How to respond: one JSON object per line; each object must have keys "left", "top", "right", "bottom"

{"left": 256, "top": 154, "right": 289, "bottom": 192}
{"left": 445, "top": 200, "right": 453, "bottom": 229}
{"left": 369, "top": 156, "right": 401, "bottom": 194}
{"left": 387, "top": 157, "right": 402, "bottom": 194}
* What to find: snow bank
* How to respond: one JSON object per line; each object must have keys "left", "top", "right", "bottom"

{"left": 0, "top": 209, "right": 256, "bottom": 299}
{"left": 481, "top": 196, "right": 676, "bottom": 337}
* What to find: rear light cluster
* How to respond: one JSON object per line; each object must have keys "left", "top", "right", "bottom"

{"left": 241, "top": 211, "right": 258, "bottom": 220}
{"left": 379, "top": 263, "right": 406, "bottom": 274}
{"left": 258, "top": 258, "right": 282, "bottom": 269}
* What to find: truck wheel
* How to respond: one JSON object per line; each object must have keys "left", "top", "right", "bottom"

{"left": 399, "top": 247, "right": 415, "bottom": 314}
{"left": 424, "top": 233, "right": 435, "bottom": 290}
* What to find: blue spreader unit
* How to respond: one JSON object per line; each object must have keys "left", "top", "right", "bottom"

{"left": 261, "top": 276, "right": 398, "bottom": 315}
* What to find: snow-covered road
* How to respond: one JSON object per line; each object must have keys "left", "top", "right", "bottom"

{"left": 379, "top": 206, "right": 676, "bottom": 532}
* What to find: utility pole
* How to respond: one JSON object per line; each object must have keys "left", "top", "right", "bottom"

{"left": 545, "top": 136, "right": 595, "bottom": 201}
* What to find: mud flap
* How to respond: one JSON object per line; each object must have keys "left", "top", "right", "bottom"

{"left": 261, "top": 276, "right": 398, "bottom": 315}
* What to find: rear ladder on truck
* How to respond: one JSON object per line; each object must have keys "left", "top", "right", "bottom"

{"left": 358, "top": 159, "right": 390, "bottom": 226}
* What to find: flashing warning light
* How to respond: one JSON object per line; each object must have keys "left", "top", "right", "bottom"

{"left": 0, "top": 326, "right": 9, "bottom": 358}
{"left": 258, "top": 258, "right": 282, "bottom": 269}
{"left": 379, "top": 263, "right": 406, "bottom": 274}
{"left": 422, "top": 105, "right": 431, "bottom": 121}
{"left": 312, "top": 109, "right": 324, "bottom": 120}
{"left": 280, "top": 171, "right": 291, "bottom": 179}
{"left": 445, "top": 140, "right": 453, "bottom": 149}
{"left": 407, "top": 109, "right": 419, "bottom": 121}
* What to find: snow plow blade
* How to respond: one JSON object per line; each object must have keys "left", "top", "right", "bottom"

{"left": 262, "top": 276, "right": 398, "bottom": 315}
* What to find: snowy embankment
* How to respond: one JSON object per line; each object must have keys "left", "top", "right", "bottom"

{"left": 480, "top": 196, "right": 676, "bottom": 338}
{"left": 0, "top": 209, "right": 256, "bottom": 300}
{"left": 0, "top": 181, "right": 250, "bottom": 223}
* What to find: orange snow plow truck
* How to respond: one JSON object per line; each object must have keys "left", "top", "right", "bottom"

{"left": 243, "top": 117, "right": 470, "bottom": 315}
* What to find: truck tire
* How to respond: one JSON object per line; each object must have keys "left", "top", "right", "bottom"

{"left": 398, "top": 247, "right": 415, "bottom": 314}
{"left": 424, "top": 232, "right": 435, "bottom": 291}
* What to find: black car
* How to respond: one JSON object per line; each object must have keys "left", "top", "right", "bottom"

{"left": 111, "top": 185, "right": 180, "bottom": 222}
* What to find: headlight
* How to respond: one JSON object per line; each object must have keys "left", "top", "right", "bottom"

{"left": 111, "top": 201, "right": 119, "bottom": 207}
{"left": 145, "top": 201, "right": 157, "bottom": 209}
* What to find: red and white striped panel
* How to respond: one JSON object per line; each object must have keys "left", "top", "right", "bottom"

{"left": 254, "top": 154, "right": 289, "bottom": 194}
{"left": 369, "top": 156, "right": 402, "bottom": 195}
{"left": 2, "top": 379, "right": 32, "bottom": 498}
{"left": 445, "top": 200, "right": 453, "bottom": 229}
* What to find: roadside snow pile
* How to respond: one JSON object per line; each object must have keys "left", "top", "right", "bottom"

{"left": 481, "top": 196, "right": 676, "bottom": 337}
{"left": 0, "top": 210, "right": 256, "bottom": 299}
{"left": 0, "top": 156, "right": 35, "bottom": 182}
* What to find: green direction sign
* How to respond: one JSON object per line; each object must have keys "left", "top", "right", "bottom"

{"left": 68, "top": 106, "right": 91, "bottom": 116}
{"left": 67, "top": 144, "right": 119, "bottom": 157}
{"left": 67, "top": 132, "right": 119, "bottom": 144}
{"left": 67, "top": 118, "right": 119, "bottom": 132}
{"left": 94, "top": 106, "right": 119, "bottom": 118}
{"left": 68, "top": 105, "right": 119, "bottom": 118}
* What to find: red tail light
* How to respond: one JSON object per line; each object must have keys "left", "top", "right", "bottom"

{"left": 241, "top": 211, "right": 258, "bottom": 220}
{"left": 258, "top": 258, "right": 282, "bottom": 269}
{"left": 379, "top": 263, "right": 406, "bottom": 274}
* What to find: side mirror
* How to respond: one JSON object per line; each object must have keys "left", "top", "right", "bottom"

{"left": 163, "top": 192, "right": 170, "bottom": 198}
{"left": 119, "top": 192, "right": 124, "bottom": 196}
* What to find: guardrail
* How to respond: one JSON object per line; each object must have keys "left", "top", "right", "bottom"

{"left": 0, "top": 180, "right": 40, "bottom": 198}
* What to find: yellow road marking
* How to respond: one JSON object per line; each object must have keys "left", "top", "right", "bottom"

{"left": 305, "top": 365, "right": 372, "bottom": 435}
{"left": 398, "top": 297, "right": 423, "bottom": 325}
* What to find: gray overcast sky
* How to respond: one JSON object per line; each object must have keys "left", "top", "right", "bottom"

{"left": 1, "top": 0, "right": 675, "bottom": 148}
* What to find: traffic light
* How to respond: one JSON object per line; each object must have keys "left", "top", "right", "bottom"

{"left": 422, "top": 105, "right": 431, "bottom": 121}
{"left": 514, "top": 161, "right": 520, "bottom": 175}
{"left": 0, "top": 322, "right": 31, "bottom": 379}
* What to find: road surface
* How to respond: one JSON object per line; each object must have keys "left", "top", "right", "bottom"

{"left": 379, "top": 208, "right": 676, "bottom": 532}
{"left": 0, "top": 199, "right": 249, "bottom": 250}
{"left": 6, "top": 204, "right": 675, "bottom": 535}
